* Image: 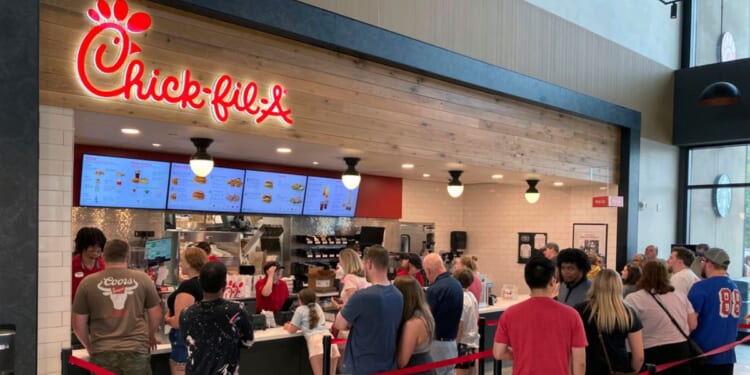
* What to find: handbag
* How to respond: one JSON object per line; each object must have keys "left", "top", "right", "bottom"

{"left": 595, "top": 323, "right": 636, "bottom": 375}
{"left": 648, "top": 292, "right": 707, "bottom": 365}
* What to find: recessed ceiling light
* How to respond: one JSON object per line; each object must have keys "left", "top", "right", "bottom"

{"left": 553, "top": 182, "right": 564, "bottom": 187}
{"left": 491, "top": 174, "right": 503, "bottom": 179}
{"left": 402, "top": 163, "right": 415, "bottom": 169}
{"left": 121, "top": 128, "right": 140, "bottom": 135}
{"left": 423, "top": 173, "right": 431, "bottom": 178}
{"left": 152, "top": 143, "right": 161, "bottom": 147}
{"left": 276, "top": 147, "right": 292, "bottom": 153}
{"left": 312, "top": 161, "right": 319, "bottom": 165}
{"left": 600, "top": 186, "right": 607, "bottom": 190}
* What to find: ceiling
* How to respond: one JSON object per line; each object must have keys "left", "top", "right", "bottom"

{"left": 74, "top": 110, "right": 610, "bottom": 189}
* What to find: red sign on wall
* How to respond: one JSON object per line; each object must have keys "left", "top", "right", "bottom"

{"left": 592, "top": 196, "right": 624, "bottom": 208}
{"left": 76, "top": 0, "right": 293, "bottom": 125}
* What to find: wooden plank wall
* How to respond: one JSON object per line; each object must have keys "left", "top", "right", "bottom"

{"left": 39, "top": 0, "right": 620, "bottom": 183}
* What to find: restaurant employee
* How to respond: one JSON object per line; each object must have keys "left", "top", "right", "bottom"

{"left": 71, "top": 227, "right": 107, "bottom": 301}
{"left": 255, "top": 261, "right": 290, "bottom": 313}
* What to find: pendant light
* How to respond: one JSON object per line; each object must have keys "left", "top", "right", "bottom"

{"left": 525, "top": 179, "right": 540, "bottom": 204}
{"left": 447, "top": 170, "right": 464, "bottom": 198}
{"left": 698, "top": 81, "right": 740, "bottom": 106}
{"left": 341, "top": 157, "right": 361, "bottom": 190}
{"left": 189, "top": 137, "right": 214, "bottom": 177}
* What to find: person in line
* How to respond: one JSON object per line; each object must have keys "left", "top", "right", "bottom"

{"left": 691, "top": 243, "right": 709, "bottom": 278}
{"left": 645, "top": 244, "right": 667, "bottom": 266}
{"left": 284, "top": 288, "right": 340, "bottom": 375}
{"left": 453, "top": 269, "right": 479, "bottom": 375}
{"left": 632, "top": 253, "right": 646, "bottom": 267}
{"left": 621, "top": 263, "right": 642, "bottom": 297}
{"left": 393, "top": 275, "right": 436, "bottom": 375}
{"left": 557, "top": 248, "right": 592, "bottom": 306}
{"left": 71, "top": 227, "right": 107, "bottom": 301}
{"left": 193, "top": 241, "right": 219, "bottom": 262}
{"left": 332, "top": 248, "right": 369, "bottom": 308}
{"left": 255, "top": 260, "right": 289, "bottom": 313}
{"left": 334, "top": 245, "right": 403, "bottom": 375}
{"left": 397, "top": 253, "right": 427, "bottom": 287}
{"left": 180, "top": 261, "right": 254, "bottom": 374}
{"left": 424, "top": 253, "right": 464, "bottom": 375}
{"left": 453, "top": 255, "right": 481, "bottom": 302}
{"left": 668, "top": 246, "right": 700, "bottom": 296}
{"left": 625, "top": 261, "right": 697, "bottom": 375}
{"left": 72, "top": 239, "right": 162, "bottom": 375}
{"left": 689, "top": 248, "right": 741, "bottom": 375}
{"left": 543, "top": 242, "right": 560, "bottom": 262}
{"left": 575, "top": 269, "right": 644, "bottom": 374}
{"left": 164, "top": 247, "right": 207, "bottom": 375}
{"left": 586, "top": 252, "right": 602, "bottom": 280}
{"left": 493, "top": 256, "right": 587, "bottom": 374}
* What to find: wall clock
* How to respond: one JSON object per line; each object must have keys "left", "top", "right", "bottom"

{"left": 712, "top": 174, "right": 732, "bottom": 218}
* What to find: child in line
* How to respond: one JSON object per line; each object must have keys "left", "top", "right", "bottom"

{"left": 284, "top": 288, "right": 340, "bottom": 375}
{"left": 453, "top": 269, "right": 480, "bottom": 375}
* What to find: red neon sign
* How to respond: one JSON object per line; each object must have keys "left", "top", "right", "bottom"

{"left": 76, "top": 0, "right": 293, "bottom": 125}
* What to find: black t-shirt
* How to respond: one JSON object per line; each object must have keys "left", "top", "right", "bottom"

{"left": 180, "top": 299, "right": 254, "bottom": 375}
{"left": 574, "top": 301, "right": 643, "bottom": 374}
{"left": 167, "top": 277, "right": 203, "bottom": 316}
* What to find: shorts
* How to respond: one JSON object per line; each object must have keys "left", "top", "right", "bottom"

{"left": 169, "top": 328, "right": 188, "bottom": 364}
{"left": 90, "top": 351, "right": 152, "bottom": 375}
{"left": 455, "top": 343, "right": 476, "bottom": 369}
{"left": 306, "top": 332, "right": 341, "bottom": 359}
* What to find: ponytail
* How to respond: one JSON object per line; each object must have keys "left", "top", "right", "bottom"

{"left": 308, "top": 302, "right": 320, "bottom": 329}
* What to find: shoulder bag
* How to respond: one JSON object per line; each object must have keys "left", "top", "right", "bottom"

{"left": 594, "top": 310, "right": 636, "bottom": 375}
{"left": 648, "top": 292, "right": 706, "bottom": 365}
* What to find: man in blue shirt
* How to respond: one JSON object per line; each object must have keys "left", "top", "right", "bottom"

{"left": 688, "top": 248, "right": 740, "bottom": 375}
{"left": 424, "top": 253, "right": 463, "bottom": 375}
{"left": 335, "top": 245, "right": 403, "bottom": 375}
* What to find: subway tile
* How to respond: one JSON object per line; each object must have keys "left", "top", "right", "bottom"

{"left": 38, "top": 282, "right": 63, "bottom": 298}
{"left": 39, "top": 205, "right": 72, "bottom": 222}
{"left": 40, "top": 144, "right": 73, "bottom": 161}
{"left": 39, "top": 159, "right": 64, "bottom": 175}
{"left": 39, "top": 252, "right": 63, "bottom": 268}
{"left": 39, "top": 128, "right": 63, "bottom": 145}
{"left": 63, "top": 160, "right": 74, "bottom": 177}
{"left": 63, "top": 130, "right": 75, "bottom": 146}
{"left": 38, "top": 236, "right": 72, "bottom": 252}
{"left": 39, "top": 268, "right": 69, "bottom": 284}
{"left": 39, "top": 175, "right": 72, "bottom": 191}
{"left": 39, "top": 221, "right": 64, "bottom": 236}
{"left": 37, "top": 341, "right": 63, "bottom": 360}
{"left": 38, "top": 325, "right": 72, "bottom": 343}
{"left": 39, "top": 190, "right": 64, "bottom": 206}
{"left": 40, "top": 113, "right": 74, "bottom": 130}
{"left": 40, "top": 105, "right": 73, "bottom": 116}
{"left": 38, "top": 312, "right": 63, "bottom": 329}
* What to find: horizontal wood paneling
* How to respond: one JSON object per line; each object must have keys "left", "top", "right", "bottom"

{"left": 40, "top": 0, "right": 619, "bottom": 183}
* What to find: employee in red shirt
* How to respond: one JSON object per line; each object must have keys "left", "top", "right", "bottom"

{"left": 396, "top": 253, "right": 426, "bottom": 286}
{"left": 255, "top": 261, "right": 289, "bottom": 313}
{"left": 195, "top": 241, "right": 219, "bottom": 262}
{"left": 71, "top": 227, "right": 107, "bottom": 301}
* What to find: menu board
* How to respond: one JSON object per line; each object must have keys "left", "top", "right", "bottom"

{"left": 167, "top": 163, "right": 245, "bottom": 213}
{"left": 242, "top": 171, "right": 307, "bottom": 215}
{"left": 302, "top": 176, "right": 359, "bottom": 217}
{"left": 79, "top": 154, "right": 170, "bottom": 209}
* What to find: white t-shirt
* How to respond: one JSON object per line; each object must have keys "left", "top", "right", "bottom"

{"left": 624, "top": 289, "right": 694, "bottom": 349}
{"left": 291, "top": 304, "right": 330, "bottom": 338}
{"left": 670, "top": 268, "right": 700, "bottom": 296}
{"left": 459, "top": 290, "right": 479, "bottom": 348}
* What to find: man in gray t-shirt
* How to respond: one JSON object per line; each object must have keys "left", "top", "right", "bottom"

{"left": 556, "top": 248, "right": 592, "bottom": 306}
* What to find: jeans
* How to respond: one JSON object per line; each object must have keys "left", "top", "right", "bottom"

{"left": 430, "top": 340, "right": 457, "bottom": 375}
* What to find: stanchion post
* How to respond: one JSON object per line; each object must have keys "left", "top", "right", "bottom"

{"left": 322, "top": 335, "right": 331, "bottom": 375}
{"left": 478, "top": 317, "right": 486, "bottom": 375}
{"left": 645, "top": 363, "right": 656, "bottom": 375}
{"left": 494, "top": 354, "right": 501, "bottom": 375}
{"left": 61, "top": 347, "right": 72, "bottom": 375}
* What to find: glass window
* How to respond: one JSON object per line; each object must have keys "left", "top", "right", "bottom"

{"left": 689, "top": 144, "right": 748, "bottom": 185}
{"left": 692, "top": 0, "right": 750, "bottom": 66}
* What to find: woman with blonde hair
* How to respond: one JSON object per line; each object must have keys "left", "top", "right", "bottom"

{"left": 575, "top": 269, "right": 644, "bottom": 374}
{"left": 454, "top": 255, "right": 482, "bottom": 302}
{"left": 165, "top": 247, "right": 208, "bottom": 375}
{"left": 393, "top": 275, "right": 436, "bottom": 375}
{"left": 625, "top": 261, "right": 697, "bottom": 375}
{"left": 333, "top": 248, "right": 369, "bottom": 307}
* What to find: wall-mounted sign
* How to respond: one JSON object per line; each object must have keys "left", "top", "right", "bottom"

{"left": 76, "top": 0, "right": 293, "bottom": 125}
{"left": 517, "top": 232, "right": 547, "bottom": 264}
{"left": 592, "top": 195, "right": 624, "bottom": 208}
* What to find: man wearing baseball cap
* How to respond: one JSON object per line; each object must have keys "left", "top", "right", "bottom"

{"left": 255, "top": 260, "right": 289, "bottom": 313}
{"left": 688, "top": 248, "right": 740, "bottom": 375}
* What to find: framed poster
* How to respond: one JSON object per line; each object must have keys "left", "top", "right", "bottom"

{"left": 572, "top": 223, "right": 608, "bottom": 260}
{"left": 518, "top": 232, "right": 547, "bottom": 264}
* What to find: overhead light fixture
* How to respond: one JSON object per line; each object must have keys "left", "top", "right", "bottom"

{"left": 491, "top": 174, "right": 503, "bottom": 180}
{"left": 276, "top": 147, "right": 292, "bottom": 153}
{"left": 670, "top": 3, "right": 677, "bottom": 18}
{"left": 189, "top": 137, "right": 214, "bottom": 177}
{"left": 553, "top": 181, "right": 564, "bottom": 187}
{"left": 698, "top": 81, "right": 741, "bottom": 106}
{"left": 341, "top": 157, "right": 361, "bottom": 190}
{"left": 525, "top": 179, "right": 540, "bottom": 204}
{"left": 312, "top": 161, "right": 319, "bottom": 165}
{"left": 402, "top": 163, "right": 415, "bottom": 169}
{"left": 422, "top": 173, "right": 431, "bottom": 178}
{"left": 152, "top": 143, "right": 161, "bottom": 147}
{"left": 447, "top": 170, "right": 464, "bottom": 198}
{"left": 121, "top": 128, "right": 140, "bottom": 135}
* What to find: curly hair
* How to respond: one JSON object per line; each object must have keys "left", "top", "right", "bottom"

{"left": 73, "top": 227, "right": 107, "bottom": 255}
{"left": 556, "top": 248, "right": 591, "bottom": 276}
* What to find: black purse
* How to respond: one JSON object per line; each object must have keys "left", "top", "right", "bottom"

{"left": 648, "top": 292, "right": 707, "bottom": 366}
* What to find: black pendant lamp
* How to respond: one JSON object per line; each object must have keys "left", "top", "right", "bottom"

{"left": 698, "top": 81, "right": 740, "bottom": 106}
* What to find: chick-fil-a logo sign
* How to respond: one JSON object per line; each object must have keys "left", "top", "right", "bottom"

{"left": 76, "top": 0, "right": 293, "bottom": 125}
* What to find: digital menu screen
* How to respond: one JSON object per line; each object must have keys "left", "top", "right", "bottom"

{"left": 302, "top": 176, "right": 359, "bottom": 217}
{"left": 167, "top": 163, "right": 245, "bottom": 213}
{"left": 242, "top": 171, "right": 307, "bottom": 215}
{"left": 79, "top": 154, "right": 171, "bottom": 209}
{"left": 145, "top": 237, "right": 173, "bottom": 261}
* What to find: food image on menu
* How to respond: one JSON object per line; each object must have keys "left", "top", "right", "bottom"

{"left": 226, "top": 194, "right": 240, "bottom": 202}
{"left": 172, "top": 177, "right": 179, "bottom": 185}
{"left": 192, "top": 190, "right": 205, "bottom": 200}
{"left": 264, "top": 180, "right": 274, "bottom": 188}
{"left": 116, "top": 172, "right": 125, "bottom": 177}
{"left": 291, "top": 183, "right": 304, "bottom": 191}
{"left": 262, "top": 194, "right": 272, "bottom": 203}
{"left": 170, "top": 193, "right": 177, "bottom": 200}
{"left": 140, "top": 178, "right": 149, "bottom": 185}
{"left": 194, "top": 176, "right": 207, "bottom": 184}
{"left": 227, "top": 178, "right": 243, "bottom": 187}
{"left": 289, "top": 197, "right": 302, "bottom": 204}
{"left": 95, "top": 170, "right": 104, "bottom": 175}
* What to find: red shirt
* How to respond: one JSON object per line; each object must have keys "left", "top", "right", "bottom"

{"left": 255, "top": 277, "right": 289, "bottom": 313}
{"left": 396, "top": 268, "right": 425, "bottom": 286}
{"left": 208, "top": 255, "right": 219, "bottom": 262}
{"left": 71, "top": 254, "right": 105, "bottom": 302}
{"left": 468, "top": 272, "right": 482, "bottom": 302}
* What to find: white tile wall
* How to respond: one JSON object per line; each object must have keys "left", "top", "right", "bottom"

{"left": 401, "top": 179, "right": 465, "bottom": 251}
{"left": 38, "top": 105, "right": 74, "bottom": 374}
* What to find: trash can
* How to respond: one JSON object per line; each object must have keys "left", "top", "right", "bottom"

{"left": 0, "top": 328, "right": 14, "bottom": 374}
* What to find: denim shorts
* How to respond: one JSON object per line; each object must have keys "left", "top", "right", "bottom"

{"left": 169, "top": 328, "right": 188, "bottom": 364}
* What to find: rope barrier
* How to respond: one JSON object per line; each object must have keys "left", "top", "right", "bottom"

{"left": 375, "top": 350, "right": 492, "bottom": 375}
{"left": 68, "top": 355, "right": 118, "bottom": 375}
